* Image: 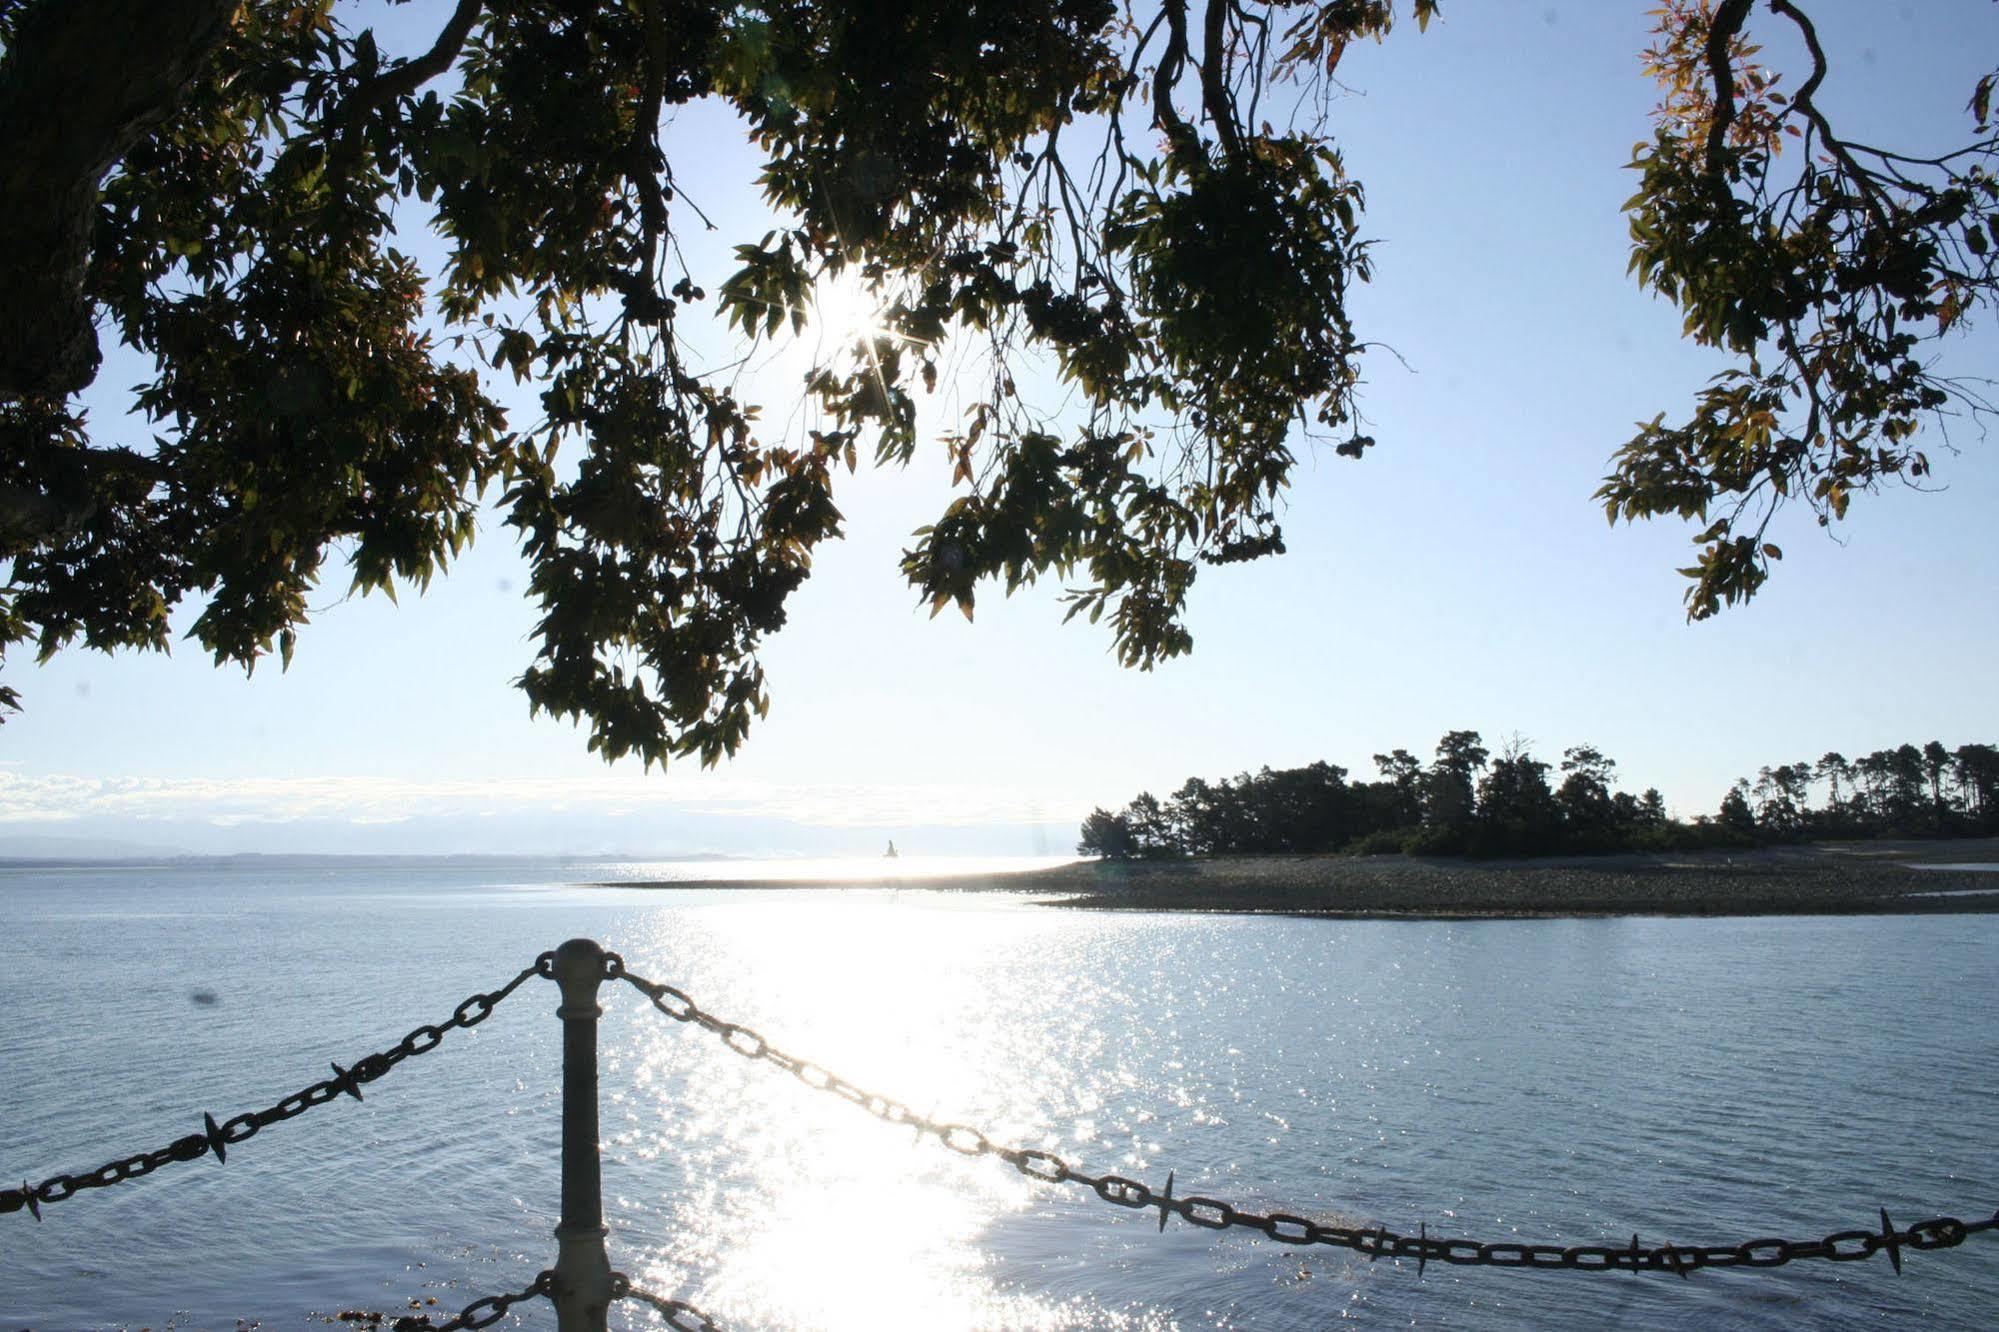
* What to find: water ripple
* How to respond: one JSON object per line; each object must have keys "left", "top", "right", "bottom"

{"left": 1, "top": 867, "right": 1994, "bottom": 1329}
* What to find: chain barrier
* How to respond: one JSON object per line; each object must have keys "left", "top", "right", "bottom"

{"left": 370, "top": 1271, "right": 556, "bottom": 1331}
{"left": 612, "top": 1273, "right": 726, "bottom": 1330}
{"left": 616, "top": 964, "right": 1999, "bottom": 1278}
{"left": 11, "top": 938, "right": 1999, "bottom": 1332}
{"left": 0, "top": 953, "right": 553, "bottom": 1221}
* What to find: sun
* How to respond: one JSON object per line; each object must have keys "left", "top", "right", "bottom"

{"left": 807, "top": 267, "right": 890, "bottom": 349}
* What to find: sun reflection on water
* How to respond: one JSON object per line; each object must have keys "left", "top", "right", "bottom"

{"left": 602, "top": 894, "right": 1177, "bottom": 1330}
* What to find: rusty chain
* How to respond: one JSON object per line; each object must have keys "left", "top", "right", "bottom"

{"left": 1, "top": 953, "right": 554, "bottom": 1221}
{"left": 11, "top": 937, "right": 1996, "bottom": 1319}
{"left": 612, "top": 1273, "right": 726, "bottom": 1330}
{"left": 617, "top": 963, "right": 1999, "bottom": 1278}
{"left": 376, "top": 1270, "right": 556, "bottom": 1330}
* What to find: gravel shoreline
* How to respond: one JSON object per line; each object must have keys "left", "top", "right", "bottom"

{"left": 1030, "top": 842, "right": 1999, "bottom": 918}
{"left": 596, "top": 839, "right": 1999, "bottom": 919}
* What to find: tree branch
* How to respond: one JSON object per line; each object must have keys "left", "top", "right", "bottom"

{"left": 1153, "top": 0, "right": 1200, "bottom": 160}
{"left": 629, "top": 0, "right": 671, "bottom": 300}
{"left": 346, "top": 0, "right": 485, "bottom": 118}
{"left": 0, "top": 0, "right": 237, "bottom": 400}
{"left": 1198, "top": 0, "right": 1245, "bottom": 161}
{"left": 1767, "top": 0, "right": 1891, "bottom": 228}
{"left": 1701, "top": 0, "right": 1754, "bottom": 186}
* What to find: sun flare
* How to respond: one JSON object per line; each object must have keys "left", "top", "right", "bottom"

{"left": 808, "top": 268, "right": 890, "bottom": 349}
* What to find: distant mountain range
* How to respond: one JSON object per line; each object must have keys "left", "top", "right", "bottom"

{"left": 0, "top": 833, "right": 191, "bottom": 860}
{"left": 0, "top": 834, "right": 748, "bottom": 865}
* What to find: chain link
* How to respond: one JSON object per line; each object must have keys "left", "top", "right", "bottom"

{"left": 12, "top": 943, "right": 1995, "bottom": 1289}
{"left": 380, "top": 1270, "right": 555, "bottom": 1330}
{"left": 612, "top": 1273, "right": 727, "bottom": 1330}
{"left": 0, "top": 953, "right": 554, "bottom": 1220}
{"left": 617, "top": 966, "right": 1999, "bottom": 1277}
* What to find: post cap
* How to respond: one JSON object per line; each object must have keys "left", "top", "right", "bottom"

{"left": 551, "top": 938, "right": 608, "bottom": 1017}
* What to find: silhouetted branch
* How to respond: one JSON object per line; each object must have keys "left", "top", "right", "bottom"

{"left": 1700, "top": 0, "right": 1753, "bottom": 186}
{"left": 345, "top": 0, "right": 484, "bottom": 118}
{"left": 0, "top": 0, "right": 237, "bottom": 398}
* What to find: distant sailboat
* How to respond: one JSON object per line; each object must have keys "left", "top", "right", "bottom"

{"left": 884, "top": 839, "right": 899, "bottom": 859}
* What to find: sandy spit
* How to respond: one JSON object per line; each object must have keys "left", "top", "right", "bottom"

{"left": 592, "top": 840, "right": 1999, "bottom": 919}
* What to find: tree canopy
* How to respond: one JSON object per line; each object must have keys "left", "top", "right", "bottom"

{"left": 1, "top": 0, "right": 1993, "bottom": 764}
{"left": 1076, "top": 731, "right": 1999, "bottom": 860}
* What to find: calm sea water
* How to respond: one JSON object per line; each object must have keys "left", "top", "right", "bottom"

{"left": 2, "top": 859, "right": 1995, "bottom": 1330}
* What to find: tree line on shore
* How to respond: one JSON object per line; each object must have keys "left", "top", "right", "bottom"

{"left": 1078, "top": 732, "right": 1999, "bottom": 860}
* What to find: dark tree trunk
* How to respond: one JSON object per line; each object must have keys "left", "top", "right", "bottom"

{"left": 0, "top": 0, "right": 236, "bottom": 400}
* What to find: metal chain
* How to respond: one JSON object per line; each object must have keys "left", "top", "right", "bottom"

{"left": 0, "top": 953, "right": 555, "bottom": 1220}
{"left": 611, "top": 1273, "right": 727, "bottom": 1330}
{"left": 617, "top": 965, "right": 1999, "bottom": 1277}
{"left": 381, "top": 1270, "right": 556, "bottom": 1330}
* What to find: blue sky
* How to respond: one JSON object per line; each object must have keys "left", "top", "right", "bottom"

{"left": 4, "top": 1, "right": 1996, "bottom": 858}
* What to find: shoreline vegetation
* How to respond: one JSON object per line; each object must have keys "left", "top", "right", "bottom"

{"left": 595, "top": 839, "right": 1999, "bottom": 920}
{"left": 1076, "top": 734, "right": 1999, "bottom": 863}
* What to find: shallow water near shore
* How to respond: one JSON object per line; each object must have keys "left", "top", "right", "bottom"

{"left": 3, "top": 858, "right": 1996, "bottom": 1330}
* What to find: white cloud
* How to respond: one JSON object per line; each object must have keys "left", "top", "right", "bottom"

{"left": 0, "top": 769, "right": 1093, "bottom": 832}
